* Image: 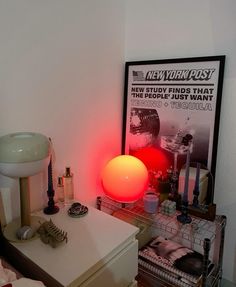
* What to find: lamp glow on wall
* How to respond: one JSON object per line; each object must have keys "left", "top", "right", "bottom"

{"left": 0, "top": 132, "right": 51, "bottom": 242}
{"left": 101, "top": 155, "right": 149, "bottom": 203}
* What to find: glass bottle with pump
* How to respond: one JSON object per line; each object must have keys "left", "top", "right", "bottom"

{"left": 63, "top": 167, "right": 74, "bottom": 204}
{"left": 57, "top": 176, "right": 64, "bottom": 205}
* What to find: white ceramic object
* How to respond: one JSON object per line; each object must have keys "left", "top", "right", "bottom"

{"left": 0, "top": 132, "right": 50, "bottom": 178}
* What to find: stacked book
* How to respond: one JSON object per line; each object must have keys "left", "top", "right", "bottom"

{"left": 138, "top": 236, "right": 213, "bottom": 287}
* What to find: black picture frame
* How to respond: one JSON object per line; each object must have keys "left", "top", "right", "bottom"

{"left": 122, "top": 56, "right": 225, "bottom": 206}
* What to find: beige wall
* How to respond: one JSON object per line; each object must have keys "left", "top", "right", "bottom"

{"left": 0, "top": 1, "right": 125, "bottom": 211}
{"left": 1, "top": 0, "right": 235, "bottom": 283}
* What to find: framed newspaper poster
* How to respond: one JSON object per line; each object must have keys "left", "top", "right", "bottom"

{"left": 122, "top": 56, "right": 225, "bottom": 204}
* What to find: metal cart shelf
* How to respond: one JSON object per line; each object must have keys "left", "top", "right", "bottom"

{"left": 97, "top": 196, "right": 227, "bottom": 287}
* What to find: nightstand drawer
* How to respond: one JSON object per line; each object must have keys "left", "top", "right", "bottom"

{"left": 79, "top": 240, "right": 138, "bottom": 287}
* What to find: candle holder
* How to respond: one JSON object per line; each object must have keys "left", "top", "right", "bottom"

{"left": 177, "top": 200, "right": 192, "bottom": 224}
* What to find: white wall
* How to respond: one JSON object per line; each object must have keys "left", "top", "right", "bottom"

{"left": 0, "top": 0, "right": 125, "bottom": 213}
{"left": 125, "top": 0, "right": 236, "bottom": 282}
{"left": 1, "top": 0, "right": 236, "bottom": 283}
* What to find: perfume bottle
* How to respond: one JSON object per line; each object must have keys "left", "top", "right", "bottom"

{"left": 57, "top": 176, "right": 64, "bottom": 205}
{"left": 63, "top": 167, "right": 74, "bottom": 204}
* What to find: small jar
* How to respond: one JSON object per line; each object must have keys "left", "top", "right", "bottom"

{"left": 143, "top": 191, "right": 159, "bottom": 214}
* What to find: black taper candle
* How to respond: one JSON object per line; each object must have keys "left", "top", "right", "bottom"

{"left": 193, "top": 162, "right": 200, "bottom": 207}
{"left": 44, "top": 139, "right": 59, "bottom": 214}
{"left": 177, "top": 148, "right": 192, "bottom": 224}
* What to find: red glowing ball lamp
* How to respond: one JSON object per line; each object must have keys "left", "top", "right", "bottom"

{"left": 101, "top": 155, "right": 149, "bottom": 203}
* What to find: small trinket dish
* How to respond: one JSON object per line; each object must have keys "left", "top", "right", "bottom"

{"left": 68, "top": 202, "right": 88, "bottom": 218}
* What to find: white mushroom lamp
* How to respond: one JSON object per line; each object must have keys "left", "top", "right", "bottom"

{"left": 0, "top": 132, "right": 51, "bottom": 241}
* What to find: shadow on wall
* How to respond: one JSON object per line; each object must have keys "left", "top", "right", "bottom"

{"left": 218, "top": 201, "right": 236, "bottom": 284}
{"left": 221, "top": 278, "right": 236, "bottom": 287}
{"left": 234, "top": 243, "right": 236, "bottom": 283}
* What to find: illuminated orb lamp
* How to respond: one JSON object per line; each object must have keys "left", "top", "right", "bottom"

{"left": 132, "top": 147, "right": 170, "bottom": 173}
{"left": 101, "top": 155, "right": 149, "bottom": 203}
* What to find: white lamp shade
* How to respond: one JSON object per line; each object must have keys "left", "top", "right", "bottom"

{"left": 0, "top": 132, "right": 51, "bottom": 178}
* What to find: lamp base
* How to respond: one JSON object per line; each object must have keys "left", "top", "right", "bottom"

{"left": 44, "top": 205, "right": 59, "bottom": 215}
{"left": 177, "top": 213, "right": 192, "bottom": 224}
{"left": 3, "top": 215, "right": 45, "bottom": 243}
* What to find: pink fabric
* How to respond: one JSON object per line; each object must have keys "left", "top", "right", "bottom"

{"left": 0, "top": 259, "right": 45, "bottom": 287}
{"left": 0, "top": 259, "right": 17, "bottom": 286}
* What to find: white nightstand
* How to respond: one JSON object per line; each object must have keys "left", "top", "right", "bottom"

{"left": 9, "top": 205, "right": 139, "bottom": 287}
